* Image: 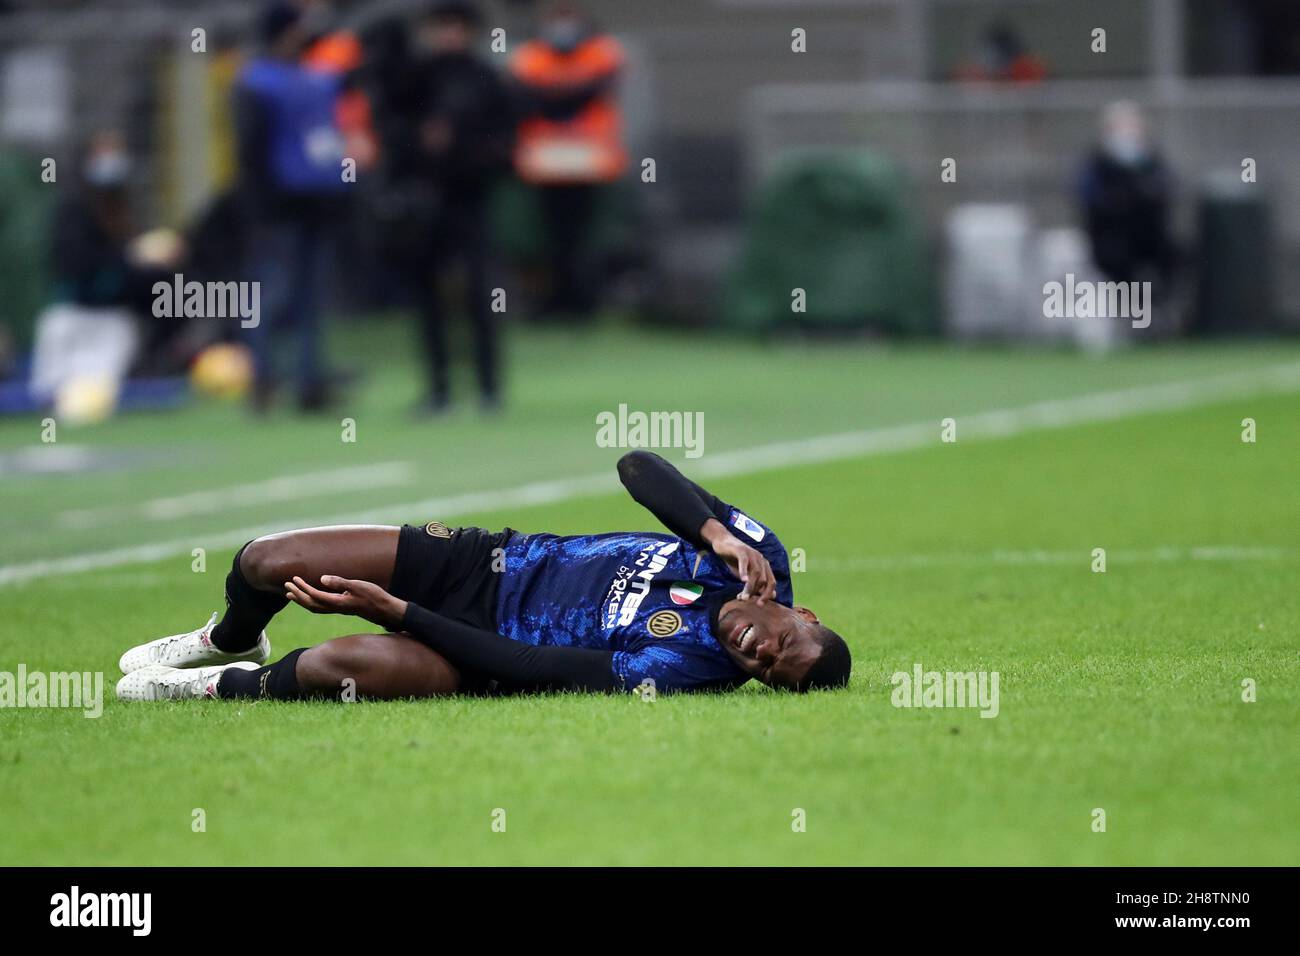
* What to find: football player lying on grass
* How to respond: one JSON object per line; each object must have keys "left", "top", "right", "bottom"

{"left": 115, "top": 451, "right": 851, "bottom": 702}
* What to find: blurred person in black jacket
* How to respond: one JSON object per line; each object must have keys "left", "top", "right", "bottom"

{"left": 377, "top": 0, "right": 515, "bottom": 416}
{"left": 51, "top": 131, "right": 164, "bottom": 316}
{"left": 1079, "top": 101, "right": 1177, "bottom": 294}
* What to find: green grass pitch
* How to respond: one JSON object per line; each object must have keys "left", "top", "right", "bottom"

{"left": 1, "top": 321, "right": 1297, "bottom": 865}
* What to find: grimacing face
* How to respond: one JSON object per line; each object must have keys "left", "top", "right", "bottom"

{"left": 715, "top": 599, "right": 823, "bottom": 689}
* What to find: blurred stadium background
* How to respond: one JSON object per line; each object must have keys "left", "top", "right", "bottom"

{"left": 0, "top": 0, "right": 1297, "bottom": 574}
{"left": 3, "top": 0, "right": 1300, "bottom": 867}
{"left": 2, "top": 0, "right": 1299, "bottom": 353}
{"left": 2, "top": 0, "right": 1300, "bottom": 598}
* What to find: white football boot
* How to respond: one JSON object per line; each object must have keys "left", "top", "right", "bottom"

{"left": 116, "top": 661, "right": 261, "bottom": 702}
{"left": 118, "top": 612, "right": 270, "bottom": 674}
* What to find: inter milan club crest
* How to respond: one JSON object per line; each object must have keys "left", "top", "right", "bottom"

{"left": 647, "top": 610, "right": 683, "bottom": 638}
{"left": 669, "top": 581, "right": 703, "bottom": 605}
{"left": 424, "top": 521, "right": 452, "bottom": 539}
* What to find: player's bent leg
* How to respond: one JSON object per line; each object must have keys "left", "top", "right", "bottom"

{"left": 200, "top": 634, "right": 460, "bottom": 701}
{"left": 238, "top": 525, "right": 402, "bottom": 593}
{"left": 208, "top": 525, "right": 402, "bottom": 656}
{"left": 118, "top": 525, "right": 404, "bottom": 673}
{"left": 294, "top": 634, "right": 461, "bottom": 699}
{"left": 116, "top": 635, "right": 460, "bottom": 703}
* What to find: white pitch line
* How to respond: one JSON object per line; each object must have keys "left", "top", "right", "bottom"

{"left": 2, "top": 361, "right": 1299, "bottom": 589}
{"left": 814, "top": 545, "right": 1297, "bottom": 572}
{"left": 56, "top": 462, "right": 416, "bottom": 529}
{"left": 688, "top": 359, "right": 1300, "bottom": 478}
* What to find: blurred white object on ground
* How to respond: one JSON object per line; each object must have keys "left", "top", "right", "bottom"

{"left": 29, "top": 303, "right": 140, "bottom": 413}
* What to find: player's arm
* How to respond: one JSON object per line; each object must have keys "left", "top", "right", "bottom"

{"left": 399, "top": 604, "right": 616, "bottom": 693}
{"left": 616, "top": 450, "right": 777, "bottom": 603}
{"left": 617, "top": 450, "right": 727, "bottom": 545}
{"left": 285, "top": 575, "right": 617, "bottom": 693}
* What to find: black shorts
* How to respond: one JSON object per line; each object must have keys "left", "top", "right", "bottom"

{"left": 389, "top": 522, "right": 516, "bottom": 633}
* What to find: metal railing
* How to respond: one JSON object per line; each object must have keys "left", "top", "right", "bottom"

{"left": 744, "top": 78, "right": 1300, "bottom": 239}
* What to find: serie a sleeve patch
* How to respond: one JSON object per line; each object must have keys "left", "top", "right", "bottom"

{"left": 730, "top": 510, "right": 766, "bottom": 542}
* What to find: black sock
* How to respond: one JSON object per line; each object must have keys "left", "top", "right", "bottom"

{"left": 218, "top": 648, "right": 309, "bottom": 700}
{"left": 210, "top": 543, "right": 287, "bottom": 652}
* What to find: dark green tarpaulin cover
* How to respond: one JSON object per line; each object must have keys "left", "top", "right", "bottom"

{"left": 723, "top": 151, "right": 935, "bottom": 334}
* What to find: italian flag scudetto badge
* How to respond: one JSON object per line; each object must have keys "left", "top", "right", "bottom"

{"left": 669, "top": 582, "right": 704, "bottom": 605}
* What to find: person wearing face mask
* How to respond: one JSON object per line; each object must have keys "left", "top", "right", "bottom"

{"left": 510, "top": 2, "right": 627, "bottom": 319}
{"left": 31, "top": 130, "right": 185, "bottom": 408}
{"left": 1078, "top": 101, "right": 1177, "bottom": 299}
{"left": 49, "top": 131, "right": 158, "bottom": 313}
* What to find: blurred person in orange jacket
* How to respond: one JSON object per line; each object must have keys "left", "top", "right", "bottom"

{"left": 298, "top": 0, "right": 378, "bottom": 171}
{"left": 510, "top": 2, "right": 626, "bottom": 319}
{"left": 953, "top": 21, "right": 1047, "bottom": 85}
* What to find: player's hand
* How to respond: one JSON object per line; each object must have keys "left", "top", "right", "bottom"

{"left": 284, "top": 575, "right": 408, "bottom": 632}
{"left": 705, "top": 530, "right": 777, "bottom": 605}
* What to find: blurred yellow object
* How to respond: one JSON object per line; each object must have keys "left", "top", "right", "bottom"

{"left": 128, "top": 228, "right": 185, "bottom": 268}
{"left": 54, "top": 376, "right": 119, "bottom": 425}
{"left": 190, "top": 343, "right": 253, "bottom": 400}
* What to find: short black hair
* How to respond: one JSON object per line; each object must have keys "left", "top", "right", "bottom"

{"left": 798, "top": 626, "right": 852, "bottom": 691}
